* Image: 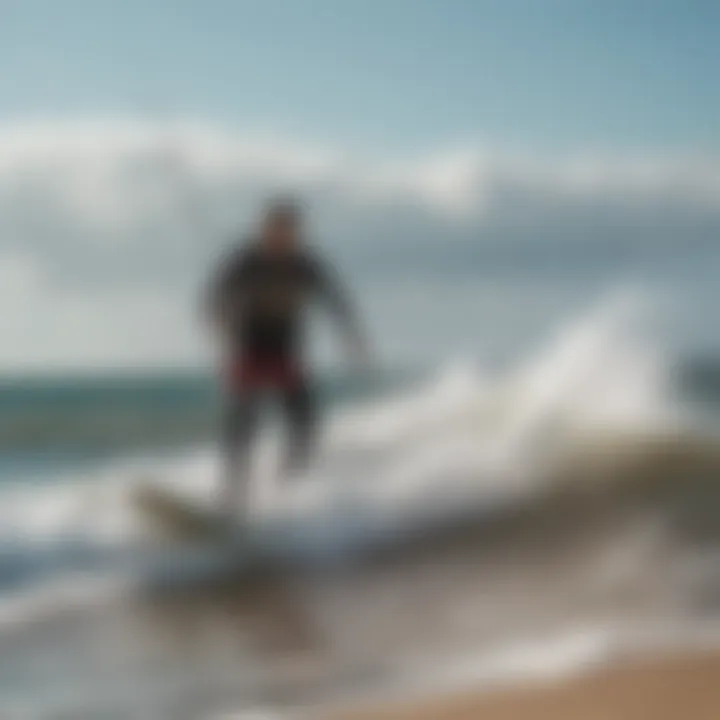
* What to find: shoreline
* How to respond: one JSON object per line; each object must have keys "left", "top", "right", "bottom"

{"left": 320, "top": 648, "right": 720, "bottom": 719}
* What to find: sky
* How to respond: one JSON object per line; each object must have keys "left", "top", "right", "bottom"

{"left": 0, "top": 0, "right": 718, "bottom": 154}
{"left": 0, "top": 0, "right": 717, "bottom": 370}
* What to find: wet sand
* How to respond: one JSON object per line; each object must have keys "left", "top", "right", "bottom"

{"left": 323, "top": 651, "right": 720, "bottom": 720}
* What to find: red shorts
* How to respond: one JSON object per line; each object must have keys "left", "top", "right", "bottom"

{"left": 225, "top": 355, "right": 303, "bottom": 392}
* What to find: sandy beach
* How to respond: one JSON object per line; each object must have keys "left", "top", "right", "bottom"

{"left": 324, "top": 650, "right": 720, "bottom": 720}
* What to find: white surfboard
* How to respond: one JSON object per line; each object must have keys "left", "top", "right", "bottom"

{"left": 132, "top": 484, "right": 236, "bottom": 543}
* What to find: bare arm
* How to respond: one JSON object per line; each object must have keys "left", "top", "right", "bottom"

{"left": 311, "top": 256, "right": 367, "bottom": 357}
{"left": 202, "top": 248, "right": 246, "bottom": 331}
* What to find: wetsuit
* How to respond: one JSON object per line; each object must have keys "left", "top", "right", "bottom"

{"left": 206, "top": 242, "right": 359, "bottom": 502}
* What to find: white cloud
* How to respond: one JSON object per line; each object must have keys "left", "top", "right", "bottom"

{"left": 0, "top": 119, "right": 718, "bottom": 226}
{"left": 0, "top": 118, "right": 717, "bottom": 369}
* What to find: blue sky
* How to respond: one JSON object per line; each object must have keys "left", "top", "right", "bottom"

{"left": 0, "top": 0, "right": 717, "bottom": 368}
{"left": 0, "top": 0, "right": 717, "bottom": 155}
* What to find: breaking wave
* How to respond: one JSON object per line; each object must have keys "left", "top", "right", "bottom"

{"left": 0, "top": 291, "right": 717, "bottom": 609}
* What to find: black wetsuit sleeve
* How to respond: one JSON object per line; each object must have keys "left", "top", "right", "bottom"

{"left": 309, "top": 256, "right": 362, "bottom": 344}
{"left": 203, "top": 247, "right": 247, "bottom": 327}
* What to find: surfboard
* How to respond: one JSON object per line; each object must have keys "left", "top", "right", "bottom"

{"left": 132, "top": 484, "right": 237, "bottom": 543}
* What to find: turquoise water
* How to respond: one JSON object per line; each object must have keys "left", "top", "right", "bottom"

{"left": 0, "top": 369, "right": 414, "bottom": 482}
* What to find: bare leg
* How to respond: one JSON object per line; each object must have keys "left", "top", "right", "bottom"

{"left": 221, "top": 389, "right": 261, "bottom": 518}
{"left": 281, "top": 380, "right": 317, "bottom": 479}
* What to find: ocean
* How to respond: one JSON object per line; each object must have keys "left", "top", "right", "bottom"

{"left": 0, "top": 370, "right": 409, "bottom": 483}
{"left": 1, "top": 297, "right": 720, "bottom": 718}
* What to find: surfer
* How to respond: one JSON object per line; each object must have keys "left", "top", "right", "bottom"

{"left": 205, "top": 198, "right": 368, "bottom": 516}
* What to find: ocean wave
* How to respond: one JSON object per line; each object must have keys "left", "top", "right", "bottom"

{"left": 0, "top": 293, "right": 717, "bottom": 604}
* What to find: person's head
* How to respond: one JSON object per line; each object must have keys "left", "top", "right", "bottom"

{"left": 259, "top": 197, "right": 302, "bottom": 253}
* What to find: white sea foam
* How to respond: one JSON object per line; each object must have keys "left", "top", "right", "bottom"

{"left": 0, "top": 293, "right": 688, "bottom": 604}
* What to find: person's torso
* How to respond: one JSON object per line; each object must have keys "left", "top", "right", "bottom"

{"left": 227, "top": 246, "right": 320, "bottom": 357}
{"left": 240, "top": 249, "right": 316, "bottom": 320}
